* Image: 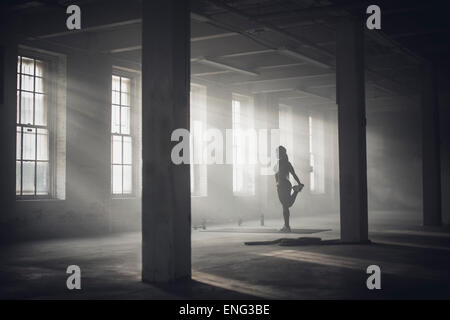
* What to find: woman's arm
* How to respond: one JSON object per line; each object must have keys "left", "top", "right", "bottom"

{"left": 289, "top": 162, "right": 301, "bottom": 185}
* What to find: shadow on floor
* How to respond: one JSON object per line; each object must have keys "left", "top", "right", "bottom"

{"left": 245, "top": 237, "right": 342, "bottom": 246}
{"left": 201, "top": 228, "right": 332, "bottom": 234}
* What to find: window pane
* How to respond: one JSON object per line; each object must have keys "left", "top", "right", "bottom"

{"left": 112, "top": 76, "right": 120, "bottom": 91}
{"left": 112, "top": 91, "right": 120, "bottom": 105}
{"left": 35, "top": 77, "right": 43, "bottom": 93}
{"left": 16, "top": 91, "right": 20, "bottom": 122}
{"left": 16, "top": 127, "right": 22, "bottom": 159}
{"left": 20, "top": 91, "right": 33, "bottom": 125}
{"left": 123, "top": 165, "right": 132, "bottom": 194}
{"left": 123, "top": 136, "right": 132, "bottom": 165}
{"left": 22, "top": 161, "right": 35, "bottom": 195}
{"left": 36, "top": 162, "right": 49, "bottom": 195}
{"left": 37, "top": 128, "right": 48, "bottom": 161}
{"left": 35, "top": 60, "right": 44, "bottom": 77}
{"left": 121, "top": 92, "right": 130, "bottom": 106}
{"left": 23, "top": 128, "right": 36, "bottom": 160}
{"left": 16, "top": 161, "right": 21, "bottom": 194}
{"left": 121, "top": 107, "right": 130, "bottom": 134}
{"left": 121, "top": 77, "right": 130, "bottom": 93}
{"left": 35, "top": 94, "right": 47, "bottom": 126}
{"left": 112, "top": 135, "right": 122, "bottom": 164}
{"left": 21, "top": 57, "right": 34, "bottom": 75}
{"left": 17, "top": 56, "right": 21, "bottom": 73}
{"left": 21, "top": 74, "right": 34, "bottom": 91}
{"left": 111, "top": 105, "right": 120, "bottom": 133}
{"left": 112, "top": 165, "right": 122, "bottom": 194}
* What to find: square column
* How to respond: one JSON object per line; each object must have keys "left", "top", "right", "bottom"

{"left": 421, "top": 63, "right": 442, "bottom": 226}
{"left": 0, "top": 36, "right": 18, "bottom": 243}
{"left": 142, "top": 0, "right": 191, "bottom": 282}
{"left": 336, "top": 17, "right": 369, "bottom": 243}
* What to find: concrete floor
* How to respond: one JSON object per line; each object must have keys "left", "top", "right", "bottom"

{"left": 1, "top": 213, "right": 450, "bottom": 299}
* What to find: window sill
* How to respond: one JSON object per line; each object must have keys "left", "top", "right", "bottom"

{"left": 111, "top": 196, "right": 139, "bottom": 200}
{"left": 16, "top": 197, "right": 64, "bottom": 202}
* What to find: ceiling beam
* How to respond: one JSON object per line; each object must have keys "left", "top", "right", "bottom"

{"left": 257, "top": 62, "right": 307, "bottom": 70}
{"left": 230, "top": 73, "right": 335, "bottom": 85}
{"left": 191, "top": 32, "right": 239, "bottom": 42}
{"left": 196, "top": 58, "right": 259, "bottom": 76}
{"left": 219, "top": 49, "right": 275, "bottom": 58}
{"left": 251, "top": 88, "right": 295, "bottom": 94}
{"left": 308, "top": 83, "right": 336, "bottom": 89}
{"left": 192, "top": 70, "right": 232, "bottom": 76}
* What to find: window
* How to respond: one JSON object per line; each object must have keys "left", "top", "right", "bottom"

{"left": 309, "top": 115, "right": 325, "bottom": 194}
{"left": 232, "top": 94, "right": 256, "bottom": 195}
{"left": 16, "top": 55, "right": 52, "bottom": 197}
{"left": 111, "top": 75, "right": 134, "bottom": 195}
{"left": 190, "top": 84, "right": 207, "bottom": 197}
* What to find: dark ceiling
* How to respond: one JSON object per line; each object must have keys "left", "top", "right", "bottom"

{"left": 3, "top": 0, "right": 449, "bottom": 110}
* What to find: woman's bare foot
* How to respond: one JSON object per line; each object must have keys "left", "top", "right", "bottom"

{"left": 279, "top": 226, "right": 291, "bottom": 233}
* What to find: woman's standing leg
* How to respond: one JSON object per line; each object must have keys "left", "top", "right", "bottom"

{"left": 283, "top": 205, "right": 290, "bottom": 229}
{"left": 278, "top": 180, "right": 293, "bottom": 231}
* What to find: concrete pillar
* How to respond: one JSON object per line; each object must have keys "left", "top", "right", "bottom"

{"left": 336, "top": 17, "right": 369, "bottom": 243}
{"left": 142, "top": 0, "right": 191, "bottom": 282}
{"left": 421, "top": 63, "right": 442, "bottom": 226}
{"left": 438, "top": 65, "right": 450, "bottom": 225}
{"left": 0, "top": 32, "right": 17, "bottom": 243}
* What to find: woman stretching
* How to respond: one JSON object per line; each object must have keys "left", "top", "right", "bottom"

{"left": 274, "top": 146, "right": 304, "bottom": 232}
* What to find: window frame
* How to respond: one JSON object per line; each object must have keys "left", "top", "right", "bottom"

{"left": 111, "top": 69, "right": 139, "bottom": 198}
{"left": 16, "top": 50, "right": 58, "bottom": 200}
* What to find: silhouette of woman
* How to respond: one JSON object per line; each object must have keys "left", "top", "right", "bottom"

{"left": 274, "top": 146, "right": 304, "bottom": 232}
